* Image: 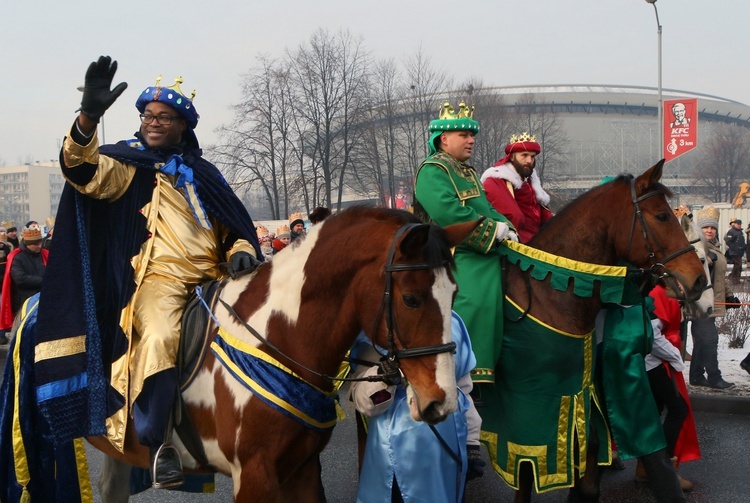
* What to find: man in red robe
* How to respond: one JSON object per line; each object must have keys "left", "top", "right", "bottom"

{"left": 481, "top": 132, "right": 553, "bottom": 243}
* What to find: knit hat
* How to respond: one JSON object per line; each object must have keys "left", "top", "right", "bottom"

{"left": 276, "top": 225, "right": 291, "bottom": 239}
{"left": 696, "top": 206, "right": 720, "bottom": 230}
{"left": 427, "top": 101, "right": 480, "bottom": 155}
{"left": 289, "top": 212, "right": 305, "bottom": 229}
{"left": 22, "top": 223, "right": 43, "bottom": 244}
{"left": 494, "top": 132, "right": 542, "bottom": 167}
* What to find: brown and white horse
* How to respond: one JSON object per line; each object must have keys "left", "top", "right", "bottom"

{"left": 91, "top": 206, "right": 479, "bottom": 502}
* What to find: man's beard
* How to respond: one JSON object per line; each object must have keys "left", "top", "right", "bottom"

{"left": 511, "top": 157, "right": 534, "bottom": 179}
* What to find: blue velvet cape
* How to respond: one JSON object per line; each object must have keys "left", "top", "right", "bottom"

{"left": 33, "top": 134, "right": 261, "bottom": 444}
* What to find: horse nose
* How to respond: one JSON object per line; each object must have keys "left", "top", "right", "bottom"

{"left": 693, "top": 274, "right": 708, "bottom": 293}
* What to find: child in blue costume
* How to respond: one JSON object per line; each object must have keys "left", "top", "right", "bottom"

{"left": 350, "top": 312, "right": 482, "bottom": 502}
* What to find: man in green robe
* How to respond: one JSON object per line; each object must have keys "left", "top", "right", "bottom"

{"left": 414, "top": 101, "right": 515, "bottom": 384}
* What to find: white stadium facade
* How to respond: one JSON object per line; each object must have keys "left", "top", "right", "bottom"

{"left": 476, "top": 85, "right": 750, "bottom": 204}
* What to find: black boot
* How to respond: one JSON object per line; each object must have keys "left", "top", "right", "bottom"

{"left": 150, "top": 444, "right": 184, "bottom": 489}
{"left": 639, "top": 449, "right": 687, "bottom": 503}
{"left": 741, "top": 354, "right": 750, "bottom": 375}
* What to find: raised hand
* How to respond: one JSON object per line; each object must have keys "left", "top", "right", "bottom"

{"left": 79, "top": 55, "right": 128, "bottom": 123}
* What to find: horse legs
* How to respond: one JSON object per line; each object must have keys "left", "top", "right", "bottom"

{"left": 513, "top": 461, "right": 534, "bottom": 503}
{"left": 568, "top": 426, "right": 601, "bottom": 503}
{"left": 233, "top": 455, "right": 326, "bottom": 503}
{"left": 98, "top": 455, "right": 132, "bottom": 503}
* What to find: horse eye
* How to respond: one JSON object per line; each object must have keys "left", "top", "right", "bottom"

{"left": 655, "top": 213, "right": 670, "bottom": 222}
{"left": 402, "top": 294, "right": 421, "bottom": 308}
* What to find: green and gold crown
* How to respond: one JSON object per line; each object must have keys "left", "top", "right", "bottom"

{"left": 427, "top": 101, "right": 480, "bottom": 154}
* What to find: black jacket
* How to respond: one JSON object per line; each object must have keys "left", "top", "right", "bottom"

{"left": 10, "top": 244, "right": 45, "bottom": 313}
{"left": 724, "top": 226, "right": 746, "bottom": 257}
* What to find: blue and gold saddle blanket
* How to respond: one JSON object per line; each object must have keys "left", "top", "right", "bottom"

{"left": 211, "top": 328, "right": 342, "bottom": 432}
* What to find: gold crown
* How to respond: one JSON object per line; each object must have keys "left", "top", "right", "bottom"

{"left": 256, "top": 225, "right": 270, "bottom": 237}
{"left": 276, "top": 224, "right": 291, "bottom": 236}
{"left": 438, "top": 101, "right": 474, "bottom": 120}
{"left": 289, "top": 212, "right": 304, "bottom": 223}
{"left": 509, "top": 132, "right": 536, "bottom": 144}
{"left": 154, "top": 75, "right": 196, "bottom": 101}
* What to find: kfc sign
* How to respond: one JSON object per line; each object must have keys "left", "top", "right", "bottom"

{"left": 664, "top": 98, "right": 698, "bottom": 162}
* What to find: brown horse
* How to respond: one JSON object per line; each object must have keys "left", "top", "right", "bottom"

{"left": 90, "top": 207, "right": 480, "bottom": 502}
{"left": 491, "top": 162, "right": 709, "bottom": 502}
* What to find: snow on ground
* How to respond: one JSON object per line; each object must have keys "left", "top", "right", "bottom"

{"left": 685, "top": 333, "right": 750, "bottom": 397}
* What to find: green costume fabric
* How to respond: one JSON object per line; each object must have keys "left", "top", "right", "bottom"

{"left": 596, "top": 296, "right": 667, "bottom": 460}
{"left": 480, "top": 298, "right": 611, "bottom": 492}
{"left": 477, "top": 242, "right": 629, "bottom": 492}
{"left": 414, "top": 151, "right": 513, "bottom": 382}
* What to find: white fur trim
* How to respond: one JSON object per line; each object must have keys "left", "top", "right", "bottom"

{"left": 481, "top": 162, "right": 550, "bottom": 206}
{"left": 480, "top": 163, "right": 522, "bottom": 188}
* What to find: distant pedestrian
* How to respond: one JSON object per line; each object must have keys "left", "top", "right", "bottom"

{"left": 0, "top": 223, "right": 49, "bottom": 331}
{"left": 692, "top": 207, "right": 735, "bottom": 389}
{"left": 724, "top": 217, "right": 745, "bottom": 284}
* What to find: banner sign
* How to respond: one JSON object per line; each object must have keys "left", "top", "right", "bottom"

{"left": 664, "top": 98, "right": 698, "bottom": 162}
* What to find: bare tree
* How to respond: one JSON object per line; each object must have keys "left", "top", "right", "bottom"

{"left": 451, "top": 79, "right": 513, "bottom": 172}
{"left": 511, "top": 93, "right": 568, "bottom": 184}
{"left": 693, "top": 123, "right": 750, "bottom": 202}
{"left": 286, "top": 29, "right": 371, "bottom": 211}
{"left": 212, "top": 56, "right": 296, "bottom": 219}
{"left": 400, "top": 48, "right": 452, "bottom": 178}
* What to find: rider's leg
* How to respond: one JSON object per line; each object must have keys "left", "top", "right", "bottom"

{"left": 131, "top": 275, "right": 190, "bottom": 488}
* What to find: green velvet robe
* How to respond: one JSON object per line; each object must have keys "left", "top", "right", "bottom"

{"left": 414, "top": 151, "right": 513, "bottom": 382}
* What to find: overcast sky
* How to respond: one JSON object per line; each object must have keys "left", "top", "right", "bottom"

{"left": 2, "top": 0, "right": 748, "bottom": 165}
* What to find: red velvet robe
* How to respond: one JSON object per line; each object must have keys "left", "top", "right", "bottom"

{"left": 650, "top": 284, "right": 701, "bottom": 464}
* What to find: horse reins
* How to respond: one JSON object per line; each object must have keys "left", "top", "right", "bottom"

{"left": 628, "top": 177, "right": 701, "bottom": 301}
{"left": 216, "top": 222, "right": 456, "bottom": 387}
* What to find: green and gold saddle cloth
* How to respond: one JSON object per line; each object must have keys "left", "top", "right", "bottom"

{"left": 480, "top": 241, "right": 628, "bottom": 492}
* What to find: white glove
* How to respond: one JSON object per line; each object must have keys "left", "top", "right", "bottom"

{"left": 495, "top": 222, "right": 510, "bottom": 243}
{"left": 507, "top": 230, "right": 519, "bottom": 242}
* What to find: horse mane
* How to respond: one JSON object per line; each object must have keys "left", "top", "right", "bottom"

{"left": 321, "top": 205, "right": 455, "bottom": 271}
{"left": 543, "top": 173, "right": 673, "bottom": 229}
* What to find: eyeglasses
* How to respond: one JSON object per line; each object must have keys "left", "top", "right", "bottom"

{"left": 139, "top": 113, "right": 181, "bottom": 126}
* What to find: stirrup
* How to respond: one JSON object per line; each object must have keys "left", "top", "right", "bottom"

{"left": 151, "top": 444, "right": 184, "bottom": 489}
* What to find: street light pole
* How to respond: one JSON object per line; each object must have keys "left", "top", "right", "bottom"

{"left": 646, "top": 0, "right": 663, "bottom": 159}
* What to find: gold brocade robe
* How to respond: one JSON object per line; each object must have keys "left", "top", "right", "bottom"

{"left": 62, "top": 128, "right": 255, "bottom": 451}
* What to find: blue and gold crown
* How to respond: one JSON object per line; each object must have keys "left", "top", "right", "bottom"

{"left": 135, "top": 75, "right": 200, "bottom": 128}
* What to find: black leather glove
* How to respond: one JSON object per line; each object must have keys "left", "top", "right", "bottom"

{"left": 226, "top": 252, "right": 261, "bottom": 279}
{"left": 466, "top": 445, "right": 485, "bottom": 481}
{"left": 726, "top": 295, "right": 741, "bottom": 309}
{"left": 79, "top": 56, "right": 128, "bottom": 123}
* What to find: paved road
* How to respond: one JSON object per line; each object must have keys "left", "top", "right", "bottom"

{"left": 3, "top": 347, "right": 749, "bottom": 502}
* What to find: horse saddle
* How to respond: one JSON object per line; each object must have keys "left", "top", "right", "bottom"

{"left": 173, "top": 279, "right": 223, "bottom": 469}
{"left": 177, "top": 279, "right": 222, "bottom": 390}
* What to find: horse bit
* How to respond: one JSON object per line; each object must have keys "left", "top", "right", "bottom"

{"left": 217, "top": 222, "right": 456, "bottom": 387}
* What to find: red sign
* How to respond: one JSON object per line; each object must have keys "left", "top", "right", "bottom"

{"left": 664, "top": 98, "right": 698, "bottom": 162}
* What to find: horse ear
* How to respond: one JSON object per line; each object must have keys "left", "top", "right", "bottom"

{"left": 636, "top": 159, "right": 665, "bottom": 191}
{"left": 399, "top": 224, "right": 431, "bottom": 257}
{"left": 680, "top": 214, "right": 692, "bottom": 233}
{"left": 442, "top": 218, "right": 484, "bottom": 248}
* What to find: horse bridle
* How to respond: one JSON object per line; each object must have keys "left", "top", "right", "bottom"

{"left": 628, "top": 177, "right": 700, "bottom": 301}
{"left": 217, "top": 223, "right": 456, "bottom": 386}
